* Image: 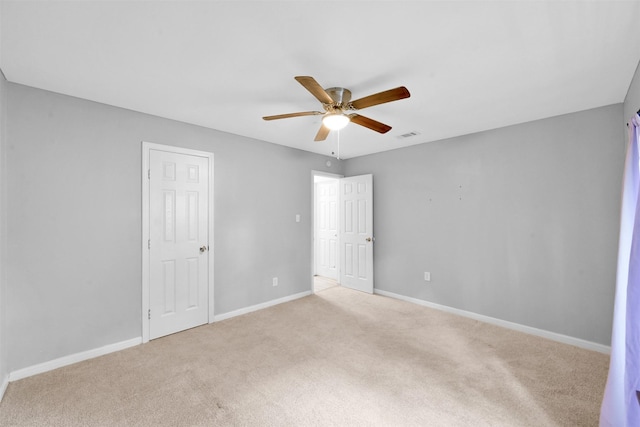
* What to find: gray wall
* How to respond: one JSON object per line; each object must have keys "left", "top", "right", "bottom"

{"left": 625, "top": 59, "right": 640, "bottom": 122}
{"left": 6, "top": 83, "right": 342, "bottom": 371}
{"left": 4, "top": 73, "right": 633, "bottom": 373}
{"left": 343, "top": 104, "right": 624, "bottom": 346}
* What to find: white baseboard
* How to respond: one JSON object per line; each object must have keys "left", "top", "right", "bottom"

{"left": 0, "top": 373, "right": 8, "bottom": 402}
{"left": 374, "top": 289, "right": 611, "bottom": 354}
{"left": 214, "top": 290, "right": 312, "bottom": 322}
{"left": 9, "top": 337, "right": 142, "bottom": 382}
{"left": 8, "top": 291, "right": 313, "bottom": 382}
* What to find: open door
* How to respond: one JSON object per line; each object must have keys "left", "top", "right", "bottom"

{"left": 339, "top": 174, "right": 374, "bottom": 293}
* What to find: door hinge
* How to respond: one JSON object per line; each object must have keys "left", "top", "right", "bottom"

{"left": 148, "top": 309, "right": 151, "bottom": 320}
{"left": 148, "top": 169, "right": 150, "bottom": 179}
{"left": 148, "top": 239, "right": 150, "bottom": 250}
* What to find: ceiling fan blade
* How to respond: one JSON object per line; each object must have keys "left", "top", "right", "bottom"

{"left": 350, "top": 86, "right": 410, "bottom": 110}
{"left": 295, "top": 76, "right": 335, "bottom": 105}
{"left": 314, "top": 124, "right": 331, "bottom": 141}
{"left": 262, "top": 111, "right": 323, "bottom": 121}
{"left": 348, "top": 114, "right": 392, "bottom": 134}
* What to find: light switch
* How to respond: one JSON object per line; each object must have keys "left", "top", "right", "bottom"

{"left": 295, "top": 214, "right": 301, "bottom": 223}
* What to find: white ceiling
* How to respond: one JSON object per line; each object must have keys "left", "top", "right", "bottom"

{"left": 1, "top": 1, "right": 639, "bottom": 159}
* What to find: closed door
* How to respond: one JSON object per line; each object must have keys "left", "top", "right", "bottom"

{"left": 340, "top": 174, "right": 374, "bottom": 293}
{"left": 316, "top": 180, "right": 338, "bottom": 279}
{"left": 149, "top": 149, "right": 210, "bottom": 339}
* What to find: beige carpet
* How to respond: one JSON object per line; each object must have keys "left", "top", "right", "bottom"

{"left": 313, "top": 275, "right": 338, "bottom": 293}
{"left": 0, "top": 286, "right": 609, "bottom": 426}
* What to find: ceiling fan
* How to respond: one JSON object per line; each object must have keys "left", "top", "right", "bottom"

{"left": 263, "top": 76, "right": 411, "bottom": 141}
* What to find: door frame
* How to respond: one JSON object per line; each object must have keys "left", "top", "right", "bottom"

{"left": 311, "top": 170, "right": 343, "bottom": 292}
{"left": 141, "top": 141, "right": 215, "bottom": 343}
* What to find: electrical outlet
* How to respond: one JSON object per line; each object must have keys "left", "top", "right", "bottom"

{"left": 424, "top": 272, "right": 431, "bottom": 282}
{"left": 272, "top": 277, "right": 278, "bottom": 287}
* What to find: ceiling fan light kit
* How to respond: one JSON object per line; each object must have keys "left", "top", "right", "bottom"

{"left": 263, "top": 76, "right": 410, "bottom": 141}
{"left": 322, "top": 113, "right": 350, "bottom": 130}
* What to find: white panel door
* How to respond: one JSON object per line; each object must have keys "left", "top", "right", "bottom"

{"left": 340, "top": 174, "right": 373, "bottom": 293}
{"left": 316, "top": 180, "right": 339, "bottom": 280}
{"left": 149, "top": 149, "right": 209, "bottom": 339}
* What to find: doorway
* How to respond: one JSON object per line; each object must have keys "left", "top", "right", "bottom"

{"left": 312, "top": 171, "right": 375, "bottom": 294}
{"left": 312, "top": 172, "right": 342, "bottom": 293}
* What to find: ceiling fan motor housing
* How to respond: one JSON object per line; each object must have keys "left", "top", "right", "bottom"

{"left": 325, "top": 87, "right": 352, "bottom": 109}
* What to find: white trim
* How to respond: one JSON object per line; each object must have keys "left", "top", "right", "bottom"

{"left": 141, "top": 141, "right": 215, "bottom": 343}
{"left": 142, "top": 142, "right": 150, "bottom": 342}
{"left": 214, "top": 291, "right": 311, "bottom": 322}
{"left": 374, "top": 289, "right": 611, "bottom": 355}
{"left": 0, "top": 374, "right": 8, "bottom": 402}
{"left": 9, "top": 337, "right": 142, "bottom": 382}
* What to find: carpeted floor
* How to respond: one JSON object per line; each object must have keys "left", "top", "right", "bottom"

{"left": 0, "top": 286, "right": 609, "bottom": 426}
{"left": 313, "top": 275, "right": 338, "bottom": 293}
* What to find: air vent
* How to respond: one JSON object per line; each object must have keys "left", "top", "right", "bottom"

{"left": 397, "top": 131, "right": 421, "bottom": 139}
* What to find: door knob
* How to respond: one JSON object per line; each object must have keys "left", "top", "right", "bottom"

{"left": 200, "top": 245, "right": 208, "bottom": 253}
{"left": 366, "top": 237, "right": 372, "bottom": 242}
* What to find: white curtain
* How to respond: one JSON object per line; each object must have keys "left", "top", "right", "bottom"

{"left": 600, "top": 113, "right": 640, "bottom": 426}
